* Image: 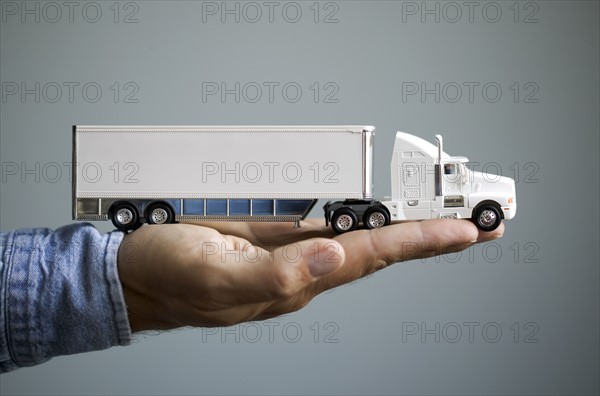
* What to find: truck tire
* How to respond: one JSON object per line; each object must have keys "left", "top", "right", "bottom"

{"left": 474, "top": 204, "right": 502, "bottom": 232}
{"left": 146, "top": 202, "right": 174, "bottom": 225}
{"left": 363, "top": 206, "right": 390, "bottom": 229}
{"left": 331, "top": 208, "right": 358, "bottom": 234}
{"left": 110, "top": 202, "right": 139, "bottom": 231}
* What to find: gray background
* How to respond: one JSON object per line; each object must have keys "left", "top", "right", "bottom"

{"left": 1, "top": 1, "right": 598, "bottom": 394}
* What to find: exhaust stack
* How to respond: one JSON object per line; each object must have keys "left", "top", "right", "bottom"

{"left": 435, "top": 134, "right": 443, "bottom": 197}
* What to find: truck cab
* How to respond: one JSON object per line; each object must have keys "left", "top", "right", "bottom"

{"left": 382, "top": 132, "right": 516, "bottom": 231}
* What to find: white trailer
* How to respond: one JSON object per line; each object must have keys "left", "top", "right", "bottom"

{"left": 72, "top": 125, "right": 374, "bottom": 230}
{"left": 73, "top": 125, "right": 516, "bottom": 233}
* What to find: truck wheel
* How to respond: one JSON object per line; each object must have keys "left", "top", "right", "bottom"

{"left": 363, "top": 206, "right": 390, "bottom": 229}
{"left": 111, "top": 203, "right": 139, "bottom": 231}
{"left": 474, "top": 205, "right": 501, "bottom": 232}
{"left": 146, "top": 202, "right": 174, "bottom": 225}
{"left": 331, "top": 208, "right": 358, "bottom": 234}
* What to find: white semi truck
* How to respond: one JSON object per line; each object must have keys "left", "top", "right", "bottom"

{"left": 72, "top": 125, "right": 516, "bottom": 233}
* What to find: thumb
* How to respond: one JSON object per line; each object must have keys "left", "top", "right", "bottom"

{"left": 267, "top": 238, "right": 345, "bottom": 297}
{"left": 301, "top": 238, "right": 345, "bottom": 278}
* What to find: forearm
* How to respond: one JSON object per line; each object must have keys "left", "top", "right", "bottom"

{"left": 0, "top": 223, "right": 131, "bottom": 373}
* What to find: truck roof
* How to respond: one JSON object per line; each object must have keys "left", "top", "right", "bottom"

{"left": 75, "top": 125, "right": 375, "bottom": 134}
{"left": 395, "top": 131, "right": 450, "bottom": 160}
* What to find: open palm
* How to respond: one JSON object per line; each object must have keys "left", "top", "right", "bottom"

{"left": 117, "top": 219, "right": 504, "bottom": 332}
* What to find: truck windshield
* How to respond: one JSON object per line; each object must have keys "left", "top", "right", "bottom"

{"left": 444, "top": 163, "right": 459, "bottom": 175}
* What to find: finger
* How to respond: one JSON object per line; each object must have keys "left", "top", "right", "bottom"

{"left": 311, "top": 219, "right": 480, "bottom": 293}
{"left": 476, "top": 221, "right": 505, "bottom": 242}
{"left": 180, "top": 218, "right": 335, "bottom": 247}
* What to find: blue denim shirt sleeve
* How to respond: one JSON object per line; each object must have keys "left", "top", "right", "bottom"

{"left": 0, "top": 223, "right": 132, "bottom": 373}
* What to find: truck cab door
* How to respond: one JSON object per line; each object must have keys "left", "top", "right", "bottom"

{"left": 393, "top": 163, "right": 431, "bottom": 220}
{"left": 400, "top": 162, "right": 423, "bottom": 201}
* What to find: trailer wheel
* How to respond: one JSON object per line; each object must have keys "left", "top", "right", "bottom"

{"left": 474, "top": 205, "right": 502, "bottom": 232}
{"left": 110, "top": 202, "right": 139, "bottom": 231}
{"left": 146, "top": 202, "right": 174, "bottom": 225}
{"left": 331, "top": 208, "right": 358, "bottom": 234}
{"left": 363, "top": 206, "right": 390, "bottom": 229}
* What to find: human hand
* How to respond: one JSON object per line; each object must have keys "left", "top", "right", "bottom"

{"left": 117, "top": 219, "right": 504, "bottom": 332}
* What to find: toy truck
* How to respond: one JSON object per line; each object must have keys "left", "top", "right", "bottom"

{"left": 72, "top": 125, "right": 516, "bottom": 233}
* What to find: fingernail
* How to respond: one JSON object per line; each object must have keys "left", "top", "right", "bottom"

{"left": 306, "top": 245, "right": 342, "bottom": 277}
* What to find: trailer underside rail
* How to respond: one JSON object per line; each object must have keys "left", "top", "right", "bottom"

{"left": 176, "top": 198, "right": 317, "bottom": 222}
{"left": 75, "top": 197, "right": 317, "bottom": 226}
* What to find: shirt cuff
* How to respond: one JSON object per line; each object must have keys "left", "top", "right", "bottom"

{"left": 0, "top": 223, "right": 132, "bottom": 373}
